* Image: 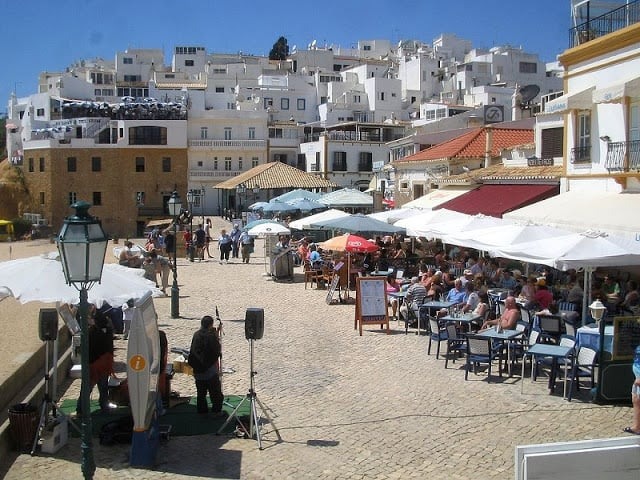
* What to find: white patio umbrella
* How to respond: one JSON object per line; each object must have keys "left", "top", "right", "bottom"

{"left": 288, "top": 209, "right": 350, "bottom": 230}
{"left": 248, "top": 223, "right": 291, "bottom": 237}
{"left": 395, "top": 208, "right": 469, "bottom": 234}
{"left": 0, "top": 252, "right": 162, "bottom": 307}
{"left": 368, "top": 207, "right": 423, "bottom": 224}
{"left": 409, "top": 213, "right": 507, "bottom": 240}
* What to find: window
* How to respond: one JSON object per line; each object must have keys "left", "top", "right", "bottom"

{"left": 36, "top": 108, "right": 45, "bottom": 116}
{"left": 91, "top": 156, "right": 101, "bottom": 172}
{"left": 215, "top": 86, "right": 224, "bottom": 93}
{"left": 224, "top": 128, "right": 232, "bottom": 140}
{"left": 363, "top": 45, "right": 371, "bottom": 51}
{"left": 269, "top": 128, "right": 283, "bottom": 138}
{"left": 274, "top": 154, "right": 287, "bottom": 163}
{"left": 197, "top": 160, "right": 203, "bottom": 167}
{"left": 200, "top": 127, "right": 208, "bottom": 139}
{"left": 358, "top": 152, "right": 373, "bottom": 172}
{"left": 333, "top": 151, "right": 347, "bottom": 171}
{"left": 281, "top": 98, "right": 289, "bottom": 110}
{"left": 39, "top": 157, "right": 45, "bottom": 172}
{"left": 519, "top": 62, "right": 537, "bottom": 74}
{"left": 67, "top": 157, "right": 77, "bottom": 172}
{"left": 68, "top": 192, "right": 77, "bottom": 205}
{"left": 39, "top": 192, "right": 45, "bottom": 205}
{"left": 123, "top": 57, "right": 133, "bottom": 64}
{"left": 572, "top": 111, "right": 591, "bottom": 163}
{"left": 185, "top": 59, "right": 194, "bottom": 67}
{"left": 297, "top": 98, "right": 305, "bottom": 110}
{"left": 252, "top": 157, "right": 259, "bottom": 168}
{"left": 353, "top": 95, "right": 361, "bottom": 103}
{"left": 630, "top": 102, "right": 640, "bottom": 141}
{"left": 379, "top": 92, "right": 385, "bottom": 101}
{"left": 135, "top": 157, "right": 145, "bottom": 172}
{"left": 129, "top": 126, "right": 167, "bottom": 145}
{"left": 92, "top": 192, "right": 102, "bottom": 206}
{"left": 123, "top": 75, "right": 141, "bottom": 82}
{"left": 224, "top": 158, "right": 232, "bottom": 170}
{"left": 238, "top": 159, "right": 243, "bottom": 170}
{"left": 248, "top": 127, "right": 255, "bottom": 139}
{"left": 263, "top": 98, "right": 273, "bottom": 109}
{"left": 162, "top": 157, "right": 171, "bottom": 172}
{"left": 28, "top": 158, "right": 34, "bottom": 172}
{"left": 136, "top": 192, "right": 145, "bottom": 206}
{"left": 213, "top": 160, "right": 218, "bottom": 170}
{"left": 541, "top": 128, "right": 564, "bottom": 158}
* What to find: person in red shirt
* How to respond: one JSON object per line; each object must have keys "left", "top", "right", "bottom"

{"left": 534, "top": 279, "right": 554, "bottom": 310}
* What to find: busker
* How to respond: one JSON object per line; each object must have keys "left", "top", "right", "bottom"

{"left": 188, "top": 315, "right": 225, "bottom": 416}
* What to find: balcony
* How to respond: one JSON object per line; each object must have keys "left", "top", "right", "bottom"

{"left": 570, "top": 145, "right": 592, "bottom": 164}
{"left": 190, "top": 170, "right": 241, "bottom": 179}
{"left": 188, "top": 139, "right": 267, "bottom": 149}
{"left": 570, "top": 0, "right": 640, "bottom": 48}
{"left": 605, "top": 140, "right": 640, "bottom": 172}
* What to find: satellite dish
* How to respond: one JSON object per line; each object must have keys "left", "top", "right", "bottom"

{"left": 518, "top": 84, "right": 540, "bottom": 104}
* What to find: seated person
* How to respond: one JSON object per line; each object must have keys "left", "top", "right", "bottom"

{"left": 621, "top": 280, "right": 640, "bottom": 313}
{"left": 119, "top": 241, "right": 142, "bottom": 268}
{"left": 437, "top": 279, "right": 466, "bottom": 317}
{"left": 534, "top": 279, "right": 554, "bottom": 310}
{"left": 496, "top": 269, "right": 518, "bottom": 291}
{"left": 460, "top": 282, "right": 480, "bottom": 314}
{"left": 399, "top": 277, "right": 427, "bottom": 323}
{"left": 386, "top": 273, "right": 401, "bottom": 319}
{"left": 308, "top": 244, "right": 323, "bottom": 269}
{"left": 470, "top": 291, "right": 490, "bottom": 330}
{"left": 481, "top": 296, "right": 520, "bottom": 331}
{"left": 426, "top": 272, "right": 444, "bottom": 300}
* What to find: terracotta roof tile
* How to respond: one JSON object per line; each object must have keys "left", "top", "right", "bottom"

{"left": 215, "top": 162, "right": 337, "bottom": 190}
{"left": 437, "top": 164, "right": 563, "bottom": 184}
{"left": 395, "top": 127, "right": 534, "bottom": 163}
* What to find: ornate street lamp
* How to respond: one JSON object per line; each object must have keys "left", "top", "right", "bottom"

{"left": 236, "top": 183, "right": 247, "bottom": 215}
{"left": 589, "top": 299, "right": 607, "bottom": 327}
{"left": 167, "top": 190, "right": 182, "bottom": 318}
{"left": 186, "top": 189, "right": 195, "bottom": 262}
{"left": 57, "top": 201, "right": 108, "bottom": 480}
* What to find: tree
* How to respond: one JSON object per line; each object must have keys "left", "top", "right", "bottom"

{"left": 269, "top": 36, "right": 289, "bottom": 61}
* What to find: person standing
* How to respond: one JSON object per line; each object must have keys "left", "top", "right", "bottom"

{"left": 218, "top": 229, "right": 232, "bottom": 264}
{"left": 194, "top": 223, "right": 206, "bottom": 261}
{"left": 188, "top": 315, "right": 224, "bottom": 416}
{"left": 163, "top": 228, "right": 175, "bottom": 263}
{"left": 204, "top": 218, "right": 212, "bottom": 258}
{"left": 230, "top": 224, "right": 242, "bottom": 259}
{"left": 238, "top": 229, "right": 253, "bottom": 264}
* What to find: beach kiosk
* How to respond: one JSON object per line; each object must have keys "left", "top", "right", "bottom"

{"left": 126, "top": 291, "right": 162, "bottom": 467}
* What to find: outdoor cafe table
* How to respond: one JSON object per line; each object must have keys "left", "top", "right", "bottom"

{"left": 522, "top": 343, "right": 573, "bottom": 398}
{"left": 440, "top": 312, "right": 483, "bottom": 332}
{"left": 419, "top": 300, "right": 456, "bottom": 335}
{"left": 576, "top": 324, "right": 614, "bottom": 353}
{"left": 477, "top": 328, "right": 523, "bottom": 376}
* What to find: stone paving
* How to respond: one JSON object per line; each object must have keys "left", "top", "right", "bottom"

{"left": 2, "top": 217, "right": 633, "bottom": 479}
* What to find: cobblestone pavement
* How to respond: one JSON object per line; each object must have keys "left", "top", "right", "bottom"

{"left": 3, "top": 217, "right": 632, "bottom": 479}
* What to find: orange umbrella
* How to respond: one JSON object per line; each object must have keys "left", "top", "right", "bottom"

{"left": 319, "top": 233, "right": 379, "bottom": 253}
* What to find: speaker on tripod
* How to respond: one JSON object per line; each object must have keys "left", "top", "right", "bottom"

{"left": 39, "top": 308, "right": 58, "bottom": 342}
{"left": 244, "top": 308, "right": 264, "bottom": 340}
{"left": 218, "top": 308, "right": 280, "bottom": 449}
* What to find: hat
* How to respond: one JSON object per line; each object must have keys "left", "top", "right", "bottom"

{"left": 463, "top": 269, "right": 473, "bottom": 276}
{"left": 537, "top": 278, "right": 546, "bottom": 287}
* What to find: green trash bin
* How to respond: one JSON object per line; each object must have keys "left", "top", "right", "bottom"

{"left": 8, "top": 403, "right": 38, "bottom": 452}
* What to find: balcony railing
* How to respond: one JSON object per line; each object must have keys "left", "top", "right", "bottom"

{"left": 605, "top": 140, "right": 640, "bottom": 171}
{"left": 570, "top": 0, "right": 640, "bottom": 48}
{"left": 570, "top": 145, "right": 592, "bottom": 163}
{"left": 188, "top": 139, "right": 267, "bottom": 149}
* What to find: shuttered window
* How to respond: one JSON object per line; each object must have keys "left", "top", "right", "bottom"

{"left": 541, "top": 127, "right": 563, "bottom": 158}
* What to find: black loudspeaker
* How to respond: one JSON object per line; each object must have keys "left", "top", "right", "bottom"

{"left": 245, "top": 308, "right": 264, "bottom": 340}
{"left": 39, "top": 308, "right": 59, "bottom": 341}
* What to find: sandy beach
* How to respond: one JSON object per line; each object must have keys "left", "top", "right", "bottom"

{"left": 0, "top": 216, "right": 634, "bottom": 479}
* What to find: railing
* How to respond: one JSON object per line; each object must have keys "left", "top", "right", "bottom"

{"left": 570, "top": 0, "right": 640, "bottom": 48}
{"left": 137, "top": 206, "right": 166, "bottom": 216}
{"left": 188, "top": 139, "right": 267, "bottom": 148}
{"left": 570, "top": 145, "right": 591, "bottom": 163}
{"left": 190, "top": 170, "right": 240, "bottom": 178}
{"left": 605, "top": 140, "right": 640, "bottom": 171}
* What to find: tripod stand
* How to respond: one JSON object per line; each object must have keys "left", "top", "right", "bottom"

{"left": 31, "top": 339, "right": 78, "bottom": 455}
{"left": 217, "top": 338, "right": 280, "bottom": 449}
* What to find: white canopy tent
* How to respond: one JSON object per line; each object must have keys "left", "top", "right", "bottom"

{"left": 395, "top": 208, "right": 469, "bottom": 236}
{"left": 368, "top": 207, "right": 424, "bottom": 224}
{"left": 406, "top": 213, "right": 506, "bottom": 240}
{"left": 504, "top": 190, "right": 640, "bottom": 240}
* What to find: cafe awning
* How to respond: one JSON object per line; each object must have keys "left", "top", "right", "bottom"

{"left": 544, "top": 87, "right": 594, "bottom": 113}
{"left": 403, "top": 186, "right": 475, "bottom": 209}
{"left": 437, "top": 184, "right": 559, "bottom": 218}
{"left": 593, "top": 75, "right": 640, "bottom": 104}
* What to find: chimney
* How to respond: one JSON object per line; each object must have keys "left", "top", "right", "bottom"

{"left": 484, "top": 126, "right": 493, "bottom": 169}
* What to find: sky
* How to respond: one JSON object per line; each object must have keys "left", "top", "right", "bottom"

{"left": 2, "top": 0, "right": 573, "bottom": 114}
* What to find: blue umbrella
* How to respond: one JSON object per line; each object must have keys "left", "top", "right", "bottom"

{"left": 286, "top": 198, "right": 327, "bottom": 212}
{"left": 310, "top": 213, "right": 405, "bottom": 234}
{"left": 244, "top": 219, "right": 286, "bottom": 230}
{"left": 261, "top": 200, "right": 299, "bottom": 213}
{"left": 273, "top": 189, "right": 322, "bottom": 202}
{"left": 249, "top": 201, "right": 269, "bottom": 210}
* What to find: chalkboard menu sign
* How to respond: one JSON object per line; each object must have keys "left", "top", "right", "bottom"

{"left": 354, "top": 277, "right": 390, "bottom": 336}
{"left": 612, "top": 316, "right": 640, "bottom": 360}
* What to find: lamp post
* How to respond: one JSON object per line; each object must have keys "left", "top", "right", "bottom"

{"left": 186, "top": 189, "right": 195, "bottom": 262}
{"left": 57, "top": 201, "right": 108, "bottom": 480}
{"left": 168, "top": 190, "right": 182, "bottom": 318}
{"left": 589, "top": 299, "right": 607, "bottom": 327}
